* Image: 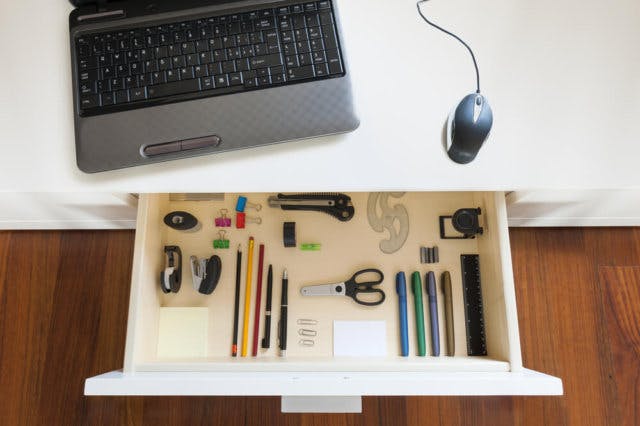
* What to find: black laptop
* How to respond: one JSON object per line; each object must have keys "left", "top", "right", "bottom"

{"left": 69, "top": 0, "right": 359, "bottom": 172}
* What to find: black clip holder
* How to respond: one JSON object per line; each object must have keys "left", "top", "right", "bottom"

{"left": 439, "top": 208, "right": 484, "bottom": 239}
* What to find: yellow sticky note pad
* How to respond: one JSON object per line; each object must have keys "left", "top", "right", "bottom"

{"left": 157, "top": 307, "right": 208, "bottom": 358}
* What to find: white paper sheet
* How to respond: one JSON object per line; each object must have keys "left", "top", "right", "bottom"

{"left": 333, "top": 320, "right": 387, "bottom": 357}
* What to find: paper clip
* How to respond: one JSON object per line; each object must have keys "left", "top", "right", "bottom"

{"left": 213, "top": 230, "right": 230, "bottom": 249}
{"left": 236, "top": 196, "right": 262, "bottom": 212}
{"left": 298, "top": 329, "right": 317, "bottom": 337}
{"left": 296, "top": 319, "right": 318, "bottom": 325}
{"left": 299, "top": 339, "right": 315, "bottom": 347}
{"left": 215, "top": 209, "right": 231, "bottom": 227}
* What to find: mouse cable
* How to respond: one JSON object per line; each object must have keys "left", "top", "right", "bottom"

{"left": 416, "top": 0, "right": 481, "bottom": 93}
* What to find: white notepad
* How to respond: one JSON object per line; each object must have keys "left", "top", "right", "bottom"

{"left": 333, "top": 320, "right": 387, "bottom": 357}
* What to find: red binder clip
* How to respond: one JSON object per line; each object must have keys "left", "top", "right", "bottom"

{"left": 236, "top": 212, "right": 261, "bottom": 229}
{"left": 236, "top": 212, "right": 246, "bottom": 229}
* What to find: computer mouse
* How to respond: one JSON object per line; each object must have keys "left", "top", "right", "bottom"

{"left": 446, "top": 93, "right": 493, "bottom": 164}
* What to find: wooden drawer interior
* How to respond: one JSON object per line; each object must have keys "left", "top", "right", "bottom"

{"left": 123, "top": 192, "right": 520, "bottom": 374}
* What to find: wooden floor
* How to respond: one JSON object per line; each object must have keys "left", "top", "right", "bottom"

{"left": 0, "top": 228, "right": 639, "bottom": 425}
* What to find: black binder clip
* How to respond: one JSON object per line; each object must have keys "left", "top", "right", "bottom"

{"left": 161, "top": 246, "right": 182, "bottom": 293}
{"left": 190, "top": 255, "right": 222, "bottom": 295}
{"left": 439, "top": 208, "right": 484, "bottom": 239}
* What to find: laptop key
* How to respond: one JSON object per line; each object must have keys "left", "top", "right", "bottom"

{"left": 147, "top": 79, "right": 201, "bottom": 98}
{"left": 308, "top": 26, "right": 322, "bottom": 39}
{"left": 322, "top": 25, "right": 337, "bottom": 49}
{"left": 312, "top": 51, "right": 326, "bottom": 63}
{"left": 194, "top": 65, "right": 208, "bottom": 78}
{"left": 256, "top": 17, "right": 275, "bottom": 30}
{"left": 180, "top": 66, "right": 195, "bottom": 80}
{"left": 326, "top": 49, "right": 343, "bottom": 74}
{"left": 80, "top": 81, "right": 96, "bottom": 95}
{"left": 314, "top": 63, "right": 329, "bottom": 76}
{"left": 250, "top": 54, "right": 283, "bottom": 69}
{"left": 101, "top": 92, "right": 115, "bottom": 106}
{"left": 130, "top": 87, "right": 147, "bottom": 101}
{"left": 305, "top": 13, "right": 320, "bottom": 27}
{"left": 80, "top": 94, "right": 100, "bottom": 109}
{"left": 298, "top": 53, "right": 312, "bottom": 66}
{"left": 150, "top": 72, "right": 166, "bottom": 85}
{"left": 214, "top": 74, "right": 229, "bottom": 88}
{"left": 258, "top": 75, "right": 271, "bottom": 86}
{"left": 166, "top": 69, "right": 180, "bottom": 82}
{"left": 319, "top": 11, "right": 333, "bottom": 25}
{"left": 202, "top": 76, "right": 214, "bottom": 90}
{"left": 115, "top": 89, "right": 129, "bottom": 103}
{"left": 229, "top": 72, "right": 243, "bottom": 86}
{"left": 79, "top": 69, "right": 99, "bottom": 82}
{"left": 287, "top": 65, "right": 315, "bottom": 80}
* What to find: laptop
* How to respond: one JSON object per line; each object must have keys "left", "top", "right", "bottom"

{"left": 69, "top": 0, "right": 359, "bottom": 173}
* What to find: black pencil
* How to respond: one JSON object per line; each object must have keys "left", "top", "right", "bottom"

{"left": 231, "top": 245, "right": 242, "bottom": 357}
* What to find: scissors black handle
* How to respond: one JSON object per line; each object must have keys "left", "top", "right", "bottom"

{"left": 345, "top": 268, "right": 386, "bottom": 306}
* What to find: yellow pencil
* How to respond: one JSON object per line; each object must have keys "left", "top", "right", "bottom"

{"left": 241, "top": 236, "right": 255, "bottom": 357}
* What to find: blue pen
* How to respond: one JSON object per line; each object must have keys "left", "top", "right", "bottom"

{"left": 396, "top": 272, "right": 409, "bottom": 357}
{"left": 426, "top": 271, "right": 440, "bottom": 356}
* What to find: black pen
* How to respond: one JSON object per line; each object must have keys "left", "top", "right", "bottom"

{"left": 231, "top": 245, "right": 242, "bottom": 357}
{"left": 278, "top": 269, "right": 288, "bottom": 357}
{"left": 261, "top": 265, "right": 273, "bottom": 349}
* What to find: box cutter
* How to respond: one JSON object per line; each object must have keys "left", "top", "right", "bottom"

{"left": 300, "top": 269, "right": 386, "bottom": 306}
{"left": 268, "top": 193, "right": 355, "bottom": 222}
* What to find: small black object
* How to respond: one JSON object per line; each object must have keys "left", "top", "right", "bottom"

{"left": 160, "top": 246, "right": 182, "bottom": 293}
{"left": 439, "top": 208, "right": 483, "bottom": 239}
{"left": 283, "top": 222, "right": 296, "bottom": 248}
{"left": 164, "top": 211, "right": 200, "bottom": 231}
{"left": 461, "top": 254, "right": 487, "bottom": 356}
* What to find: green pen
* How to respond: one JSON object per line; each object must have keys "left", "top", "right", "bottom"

{"left": 411, "top": 271, "right": 427, "bottom": 356}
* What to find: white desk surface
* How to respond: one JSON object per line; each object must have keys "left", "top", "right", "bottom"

{"left": 1, "top": 0, "right": 639, "bottom": 193}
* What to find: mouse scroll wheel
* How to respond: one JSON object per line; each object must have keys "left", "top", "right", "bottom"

{"left": 475, "top": 96, "right": 482, "bottom": 106}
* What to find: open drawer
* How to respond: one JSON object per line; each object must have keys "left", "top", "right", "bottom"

{"left": 85, "top": 192, "right": 562, "bottom": 396}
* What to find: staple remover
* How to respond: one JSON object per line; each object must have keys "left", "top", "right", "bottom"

{"left": 190, "top": 255, "right": 222, "bottom": 295}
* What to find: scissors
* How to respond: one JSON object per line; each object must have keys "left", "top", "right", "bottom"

{"left": 300, "top": 269, "right": 386, "bottom": 306}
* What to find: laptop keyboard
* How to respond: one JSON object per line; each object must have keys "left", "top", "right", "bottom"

{"left": 75, "top": 1, "right": 345, "bottom": 116}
